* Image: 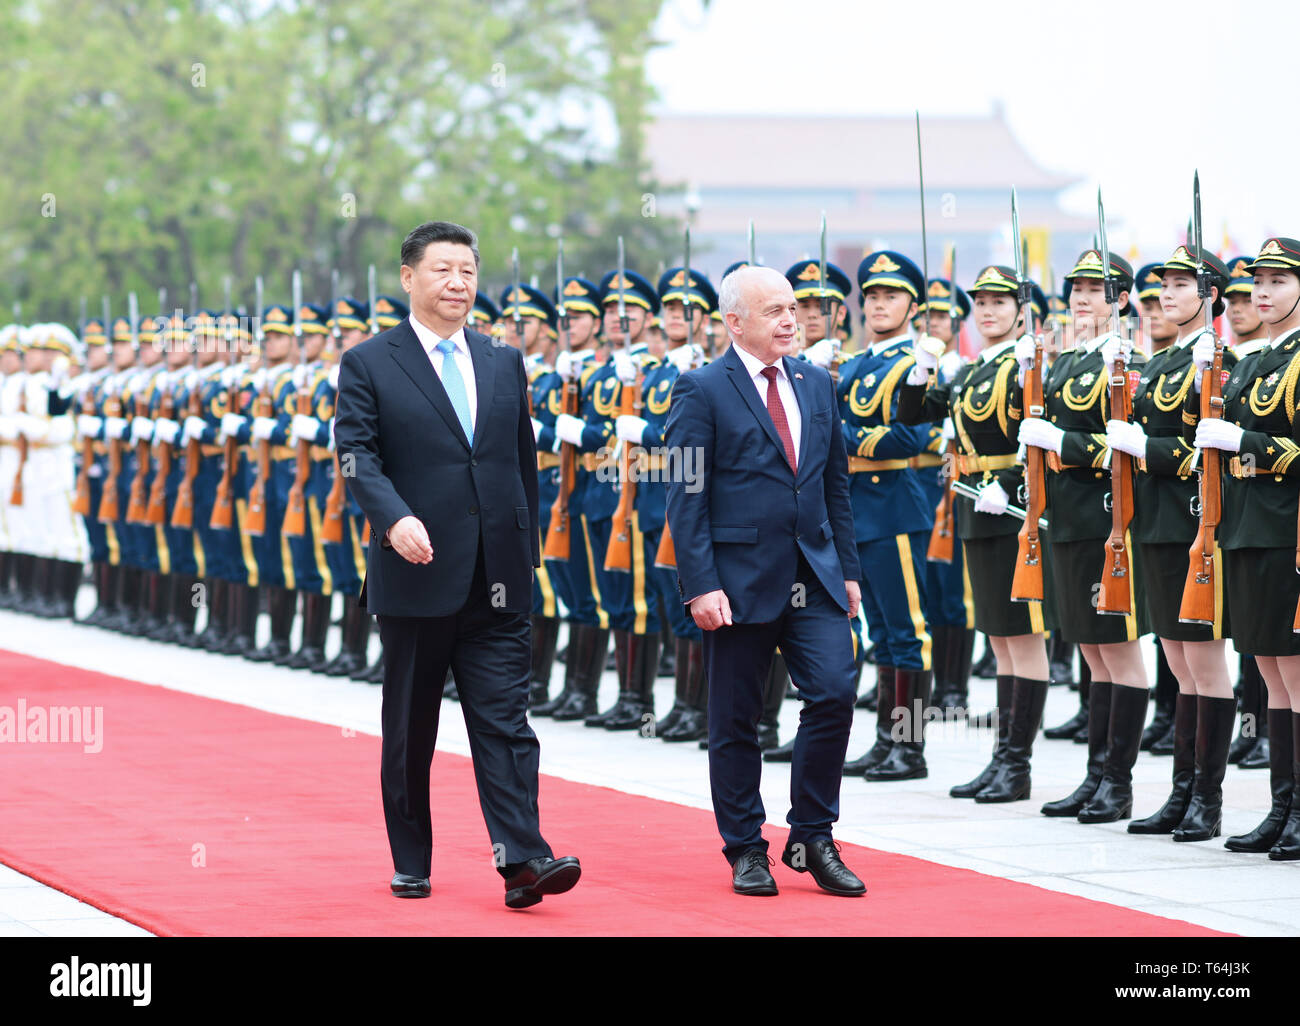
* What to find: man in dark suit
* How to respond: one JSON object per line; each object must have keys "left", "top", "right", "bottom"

{"left": 334, "top": 221, "right": 580, "bottom": 909}
{"left": 665, "top": 265, "right": 866, "bottom": 897}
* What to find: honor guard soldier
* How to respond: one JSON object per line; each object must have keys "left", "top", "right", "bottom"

{"left": 615, "top": 265, "right": 715, "bottom": 743}
{"left": 499, "top": 282, "right": 565, "bottom": 707}
{"left": 317, "top": 296, "right": 374, "bottom": 678}
{"left": 911, "top": 278, "right": 977, "bottom": 715}
{"left": 1027, "top": 249, "right": 1153, "bottom": 824}
{"left": 468, "top": 293, "right": 500, "bottom": 336}
{"left": 1188, "top": 237, "right": 1300, "bottom": 859}
{"left": 814, "top": 251, "right": 934, "bottom": 781}
{"left": 71, "top": 316, "right": 114, "bottom": 623}
{"left": 1135, "top": 262, "right": 1178, "bottom": 353}
{"left": 551, "top": 268, "right": 660, "bottom": 727}
{"left": 1221, "top": 255, "right": 1271, "bottom": 768}
{"left": 0, "top": 325, "right": 23, "bottom": 607}
{"left": 1109, "top": 246, "right": 1235, "bottom": 841}
{"left": 533, "top": 276, "right": 608, "bottom": 719}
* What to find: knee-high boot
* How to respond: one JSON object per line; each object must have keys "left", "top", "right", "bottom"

{"left": 528, "top": 614, "right": 561, "bottom": 708}
{"left": 1129, "top": 691, "right": 1197, "bottom": 833}
{"left": 844, "top": 667, "right": 896, "bottom": 775}
{"left": 656, "top": 636, "right": 693, "bottom": 736}
{"left": 1078, "top": 684, "right": 1150, "bottom": 823}
{"left": 756, "top": 651, "right": 788, "bottom": 751}
{"left": 1267, "top": 713, "right": 1300, "bottom": 861}
{"left": 1173, "top": 695, "right": 1237, "bottom": 841}
{"left": 1226, "top": 708, "right": 1294, "bottom": 852}
{"left": 663, "top": 639, "right": 708, "bottom": 742}
{"left": 950, "top": 674, "right": 1015, "bottom": 798}
{"left": 975, "top": 676, "right": 1049, "bottom": 803}
{"left": 864, "top": 668, "right": 931, "bottom": 781}
{"left": 1042, "top": 681, "right": 1113, "bottom": 816}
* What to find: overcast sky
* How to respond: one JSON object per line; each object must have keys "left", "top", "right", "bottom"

{"left": 645, "top": 0, "right": 1294, "bottom": 261}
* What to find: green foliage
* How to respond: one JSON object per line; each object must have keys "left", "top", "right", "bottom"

{"left": 0, "top": 0, "right": 680, "bottom": 325}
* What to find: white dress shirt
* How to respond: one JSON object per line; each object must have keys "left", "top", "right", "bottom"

{"left": 734, "top": 343, "right": 801, "bottom": 461}
{"left": 409, "top": 315, "right": 477, "bottom": 433}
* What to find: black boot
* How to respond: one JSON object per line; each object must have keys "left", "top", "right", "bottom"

{"left": 757, "top": 652, "right": 789, "bottom": 752}
{"left": 247, "top": 587, "right": 294, "bottom": 663}
{"left": 657, "top": 620, "right": 675, "bottom": 678}
{"left": 0, "top": 551, "right": 10, "bottom": 608}
{"left": 603, "top": 631, "right": 660, "bottom": 732}
{"left": 28, "top": 557, "right": 57, "bottom": 617}
{"left": 170, "top": 574, "right": 202, "bottom": 647}
{"left": 1239, "top": 667, "right": 1272, "bottom": 769}
{"left": 54, "top": 560, "right": 83, "bottom": 619}
{"left": 288, "top": 593, "right": 330, "bottom": 670}
{"left": 1078, "top": 684, "right": 1150, "bottom": 823}
{"left": 1129, "top": 691, "right": 1197, "bottom": 833}
{"left": 1174, "top": 695, "right": 1236, "bottom": 842}
{"left": 271, "top": 590, "right": 305, "bottom": 666}
{"left": 844, "top": 667, "right": 896, "bottom": 775}
{"left": 585, "top": 629, "right": 629, "bottom": 727}
{"left": 656, "top": 636, "right": 692, "bottom": 736}
{"left": 222, "top": 584, "right": 260, "bottom": 658}
{"left": 1072, "top": 660, "right": 1093, "bottom": 741}
{"left": 14, "top": 553, "right": 38, "bottom": 610}
{"left": 932, "top": 625, "right": 971, "bottom": 713}
{"left": 1143, "top": 645, "right": 1177, "bottom": 752}
{"left": 1229, "top": 657, "right": 1262, "bottom": 764}
{"left": 553, "top": 625, "right": 608, "bottom": 721}
{"left": 137, "top": 571, "right": 167, "bottom": 637}
{"left": 78, "top": 563, "right": 107, "bottom": 625}
{"left": 196, "top": 579, "right": 228, "bottom": 649}
{"left": 1268, "top": 713, "right": 1300, "bottom": 861}
{"left": 864, "top": 669, "right": 931, "bottom": 781}
{"left": 951, "top": 674, "right": 1015, "bottom": 798}
{"left": 104, "top": 565, "right": 140, "bottom": 633}
{"left": 1048, "top": 632, "right": 1075, "bottom": 687}
{"left": 1042, "top": 681, "right": 1113, "bottom": 816}
{"left": 930, "top": 623, "right": 952, "bottom": 710}
{"left": 975, "top": 676, "right": 1049, "bottom": 803}
{"left": 1045, "top": 675, "right": 1089, "bottom": 739}
{"left": 323, "top": 595, "right": 370, "bottom": 677}
{"left": 663, "top": 640, "right": 708, "bottom": 742}
{"left": 971, "top": 634, "right": 997, "bottom": 679}
{"left": 534, "top": 623, "right": 582, "bottom": 716}
{"left": 528, "top": 614, "right": 562, "bottom": 707}
{"left": 1227, "top": 708, "right": 1294, "bottom": 852}
{"left": 855, "top": 680, "right": 877, "bottom": 711}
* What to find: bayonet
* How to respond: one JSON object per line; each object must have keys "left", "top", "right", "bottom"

{"left": 916, "top": 111, "right": 932, "bottom": 337}
{"left": 684, "top": 225, "right": 694, "bottom": 337}
{"left": 79, "top": 296, "right": 87, "bottom": 339}
{"left": 616, "top": 235, "right": 628, "bottom": 339}
{"left": 556, "top": 237, "right": 570, "bottom": 352}
{"left": 819, "top": 211, "right": 832, "bottom": 341}
{"left": 511, "top": 246, "right": 523, "bottom": 342}
{"left": 128, "top": 292, "right": 139, "bottom": 351}
{"left": 223, "top": 275, "right": 233, "bottom": 350}
{"left": 291, "top": 270, "right": 303, "bottom": 339}
{"left": 330, "top": 269, "right": 341, "bottom": 340}
{"left": 366, "top": 265, "right": 377, "bottom": 336}
{"left": 747, "top": 220, "right": 756, "bottom": 266}
{"left": 101, "top": 295, "right": 111, "bottom": 336}
{"left": 254, "top": 275, "right": 265, "bottom": 344}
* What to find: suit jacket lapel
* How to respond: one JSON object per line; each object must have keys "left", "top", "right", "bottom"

{"left": 784, "top": 355, "right": 814, "bottom": 481}
{"left": 466, "top": 329, "right": 495, "bottom": 455}
{"left": 724, "top": 344, "right": 786, "bottom": 462}
{"left": 388, "top": 319, "right": 471, "bottom": 452}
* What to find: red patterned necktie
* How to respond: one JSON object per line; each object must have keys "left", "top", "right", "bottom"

{"left": 760, "top": 366, "right": 797, "bottom": 474}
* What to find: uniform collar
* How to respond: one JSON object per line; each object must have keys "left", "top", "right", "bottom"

{"left": 979, "top": 338, "right": 1017, "bottom": 364}
{"left": 869, "top": 333, "right": 910, "bottom": 357}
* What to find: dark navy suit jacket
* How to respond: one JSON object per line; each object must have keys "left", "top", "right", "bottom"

{"left": 333, "top": 319, "right": 539, "bottom": 617}
{"left": 664, "top": 344, "right": 861, "bottom": 624}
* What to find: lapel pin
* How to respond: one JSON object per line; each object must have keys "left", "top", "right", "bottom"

{"left": 795, "top": 372, "right": 803, "bottom": 380}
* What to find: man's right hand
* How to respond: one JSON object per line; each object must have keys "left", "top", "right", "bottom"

{"left": 386, "top": 515, "right": 433, "bottom": 565}
{"left": 689, "top": 589, "right": 733, "bottom": 631}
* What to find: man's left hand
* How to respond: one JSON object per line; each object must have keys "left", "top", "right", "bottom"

{"left": 845, "top": 580, "right": 860, "bottom": 619}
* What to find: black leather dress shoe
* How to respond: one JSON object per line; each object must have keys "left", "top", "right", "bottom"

{"left": 390, "top": 873, "right": 430, "bottom": 898}
{"left": 731, "top": 847, "right": 777, "bottom": 896}
{"left": 502, "top": 855, "right": 582, "bottom": 909}
{"left": 782, "top": 838, "right": 866, "bottom": 896}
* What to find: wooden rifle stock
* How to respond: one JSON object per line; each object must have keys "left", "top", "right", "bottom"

{"left": 171, "top": 376, "right": 203, "bottom": 529}
{"left": 125, "top": 393, "right": 151, "bottom": 523}
{"left": 10, "top": 391, "right": 27, "bottom": 506}
{"left": 1011, "top": 336, "right": 1046, "bottom": 602}
{"left": 604, "top": 364, "right": 640, "bottom": 573}
{"left": 1097, "top": 352, "right": 1134, "bottom": 615}
{"left": 245, "top": 384, "right": 272, "bottom": 537}
{"left": 209, "top": 378, "right": 238, "bottom": 530}
{"left": 97, "top": 395, "right": 122, "bottom": 522}
{"left": 283, "top": 383, "right": 310, "bottom": 538}
{"left": 321, "top": 453, "right": 347, "bottom": 544}
{"left": 654, "top": 521, "right": 676, "bottom": 569}
{"left": 543, "top": 374, "right": 580, "bottom": 561}
{"left": 1179, "top": 346, "right": 1224, "bottom": 626}
{"left": 926, "top": 440, "right": 956, "bottom": 564}
{"left": 146, "top": 385, "right": 176, "bottom": 525}
{"left": 73, "top": 388, "right": 95, "bottom": 516}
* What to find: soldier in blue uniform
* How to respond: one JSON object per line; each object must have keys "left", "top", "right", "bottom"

{"left": 71, "top": 317, "right": 114, "bottom": 624}
{"left": 532, "top": 277, "right": 608, "bottom": 719}
{"left": 552, "top": 269, "right": 661, "bottom": 727}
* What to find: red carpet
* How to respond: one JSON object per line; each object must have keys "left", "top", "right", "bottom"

{"left": 0, "top": 649, "right": 1224, "bottom": 936}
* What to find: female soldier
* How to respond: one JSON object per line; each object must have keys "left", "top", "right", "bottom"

{"left": 1190, "top": 237, "right": 1300, "bottom": 859}
{"left": 1020, "top": 250, "right": 1152, "bottom": 824}
{"left": 1106, "top": 247, "right": 1236, "bottom": 841}
{"left": 899, "top": 265, "right": 1050, "bottom": 803}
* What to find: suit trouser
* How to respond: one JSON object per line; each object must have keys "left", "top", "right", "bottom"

{"left": 857, "top": 531, "right": 932, "bottom": 671}
{"left": 376, "top": 544, "right": 552, "bottom": 877}
{"left": 703, "top": 553, "right": 857, "bottom": 862}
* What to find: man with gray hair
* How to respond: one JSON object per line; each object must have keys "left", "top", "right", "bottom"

{"left": 665, "top": 265, "right": 866, "bottom": 897}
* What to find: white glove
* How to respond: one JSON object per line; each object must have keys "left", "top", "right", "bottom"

{"left": 153, "top": 418, "right": 181, "bottom": 445}
{"left": 17, "top": 413, "right": 46, "bottom": 440}
{"left": 612, "top": 350, "right": 637, "bottom": 385}
{"left": 78, "top": 414, "right": 103, "bottom": 438}
{"left": 183, "top": 416, "right": 208, "bottom": 442}
{"left": 913, "top": 334, "right": 945, "bottom": 373}
{"left": 221, "top": 365, "right": 244, "bottom": 388}
{"left": 1106, "top": 419, "right": 1147, "bottom": 459}
{"left": 941, "top": 417, "right": 956, "bottom": 442}
{"left": 251, "top": 368, "right": 268, "bottom": 392}
{"left": 1100, "top": 334, "right": 1131, "bottom": 369}
{"left": 1019, "top": 416, "right": 1065, "bottom": 454}
{"left": 220, "top": 413, "right": 247, "bottom": 439}
{"left": 555, "top": 351, "right": 581, "bottom": 382}
{"left": 616, "top": 415, "right": 648, "bottom": 445}
{"left": 1192, "top": 333, "right": 1217, "bottom": 373}
{"left": 104, "top": 416, "right": 128, "bottom": 440}
{"left": 292, "top": 414, "right": 320, "bottom": 442}
{"left": 1014, "top": 333, "right": 1037, "bottom": 386}
{"left": 667, "top": 344, "right": 698, "bottom": 374}
{"left": 130, "top": 417, "right": 154, "bottom": 443}
{"left": 328, "top": 364, "right": 340, "bottom": 389}
{"left": 530, "top": 417, "right": 543, "bottom": 442}
{"left": 554, "top": 413, "right": 586, "bottom": 447}
{"left": 328, "top": 419, "right": 336, "bottom": 451}
{"left": 803, "top": 338, "right": 835, "bottom": 370}
{"left": 973, "top": 479, "right": 1010, "bottom": 515}
{"left": 251, "top": 416, "right": 278, "bottom": 441}
{"left": 1195, "top": 418, "right": 1244, "bottom": 453}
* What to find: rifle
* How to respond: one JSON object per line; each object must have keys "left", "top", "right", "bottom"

{"left": 124, "top": 320, "right": 158, "bottom": 525}
{"left": 145, "top": 362, "right": 178, "bottom": 525}
{"left": 1096, "top": 189, "right": 1134, "bottom": 615}
{"left": 170, "top": 292, "right": 206, "bottom": 529}
{"left": 819, "top": 211, "right": 842, "bottom": 387}
{"left": 322, "top": 269, "right": 348, "bottom": 545}
{"left": 927, "top": 245, "right": 958, "bottom": 565}
{"left": 656, "top": 227, "right": 694, "bottom": 571}
{"left": 1010, "top": 187, "right": 1046, "bottom": 602}
{"left": 245, "top": 276, "right": 272, "bottom": 537}
{"left": 97, "top": 293, "right": 136, "bottom": 523}
{"left": 72, "top": 297, "right": 99, "bottom": 516}
{"left": 10, "top": 387, "right": 26, "bottom": 507}
{"left": 1181, "top": 172, "right": 1223, "bottom": 626}
{"left": 605, "top": 236, "right": 637, "bottom": 573}
{"left": 544, "top": 237, "right": 577, "bottom": 561}
{"left": 283, "top": 270, "right": 309, "bottom": 537}
{"left": 212, "top": 277, "right": 254, "bottom": 531}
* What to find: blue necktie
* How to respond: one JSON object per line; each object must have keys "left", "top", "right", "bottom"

{"left": 436, "top": 339, "right": 473, "bottom": 444}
